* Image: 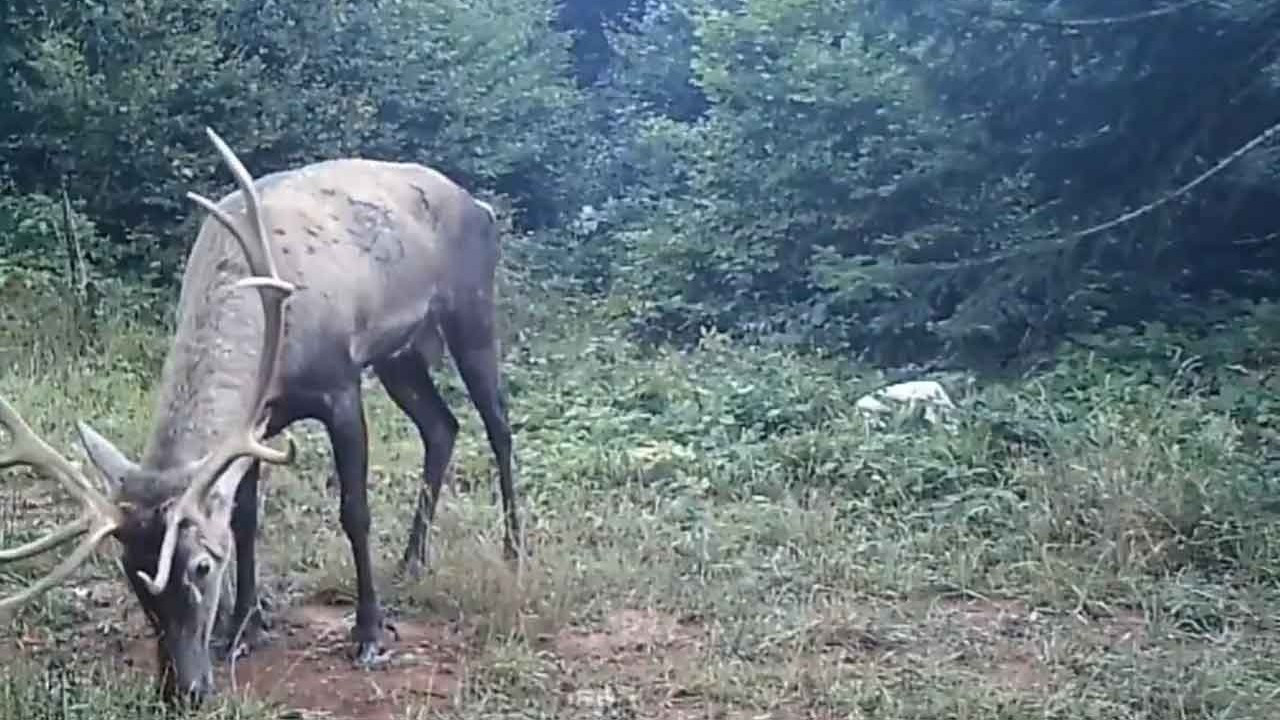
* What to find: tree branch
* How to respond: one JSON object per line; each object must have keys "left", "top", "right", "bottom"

{"left": 951, "top": 0, "right": 1217, "bottom": 31}
{"left": 59, "top": 181, "right": 87, "bottom": 301}
{"left": 899, "top": 116, "right": 1280, "bottom": 273}
{"left": 1071, "top": 117, "right": 1280, "bottom": 240}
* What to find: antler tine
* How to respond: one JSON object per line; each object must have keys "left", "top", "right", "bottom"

{"left": 0, "top": 522, "right": 118, "bottom": 611}
{"left": 136, "top": 128, "right": 298, "bottom": 597}
{"left": 0, "top": 397, "right": 121, "bottom": 608}
{"left": 192, "top": 127, "right": 295, "bottom": 427}
{"left": 0, "top": 518, "right": 90, "bottom": 563}
{"left": 0, "top": 398, "right": 111, "bottom": 505}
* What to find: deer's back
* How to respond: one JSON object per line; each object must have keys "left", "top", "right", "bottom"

{"left": 179, "top": 158, "right": 495, "bottom": 376}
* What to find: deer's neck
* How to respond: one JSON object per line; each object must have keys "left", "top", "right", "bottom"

{"left": 141, "top": 235, "right": 265, "bottom": 472}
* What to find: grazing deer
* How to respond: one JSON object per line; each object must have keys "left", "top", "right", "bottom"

{"left": 0, "top": 128, "right": 520, "bottom": 703}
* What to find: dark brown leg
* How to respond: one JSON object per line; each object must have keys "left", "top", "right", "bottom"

{"left": 319, "top": 385, "right": 388, "bottom": 666}
{"left": 445, "top": 338, "right": 521, "bottom": 562}
{"left": 217, "top": 460, "right": 268, "bottom": 658}
{"left": 373, "top": 352, "right": 459, "bottom": 579}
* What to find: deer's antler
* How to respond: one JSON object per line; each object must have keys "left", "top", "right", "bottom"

{"left": 0, "top": 397, "right": 122, "bottom": 610}
{"left": 136, "top": 128, "right": 298, "bottom": 596}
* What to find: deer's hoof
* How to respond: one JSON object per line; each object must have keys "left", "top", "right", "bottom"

{"left": 353, "top": 640, "right": 392, "bottom": 668}
{"left": 350, "top": 617, "right": 399, "bottom": 668}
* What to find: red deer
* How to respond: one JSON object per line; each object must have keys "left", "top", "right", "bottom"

{"left": 0, "top": 128, "right": 521, "bottom": 703}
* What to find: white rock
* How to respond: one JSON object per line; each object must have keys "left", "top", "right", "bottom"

{"left": 855, "top": 380, "right": 957, "bottom": 426}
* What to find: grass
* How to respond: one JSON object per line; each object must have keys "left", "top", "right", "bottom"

{"left": 1, "top": 287, "right": 1279, "bottom": 719}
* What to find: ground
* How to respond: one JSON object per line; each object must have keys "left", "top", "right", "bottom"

{"left": 5, "top": 574, "right": 1164, "bottom": 720}
{"left": 3, "top": 529, "right": 1239, "bottom": 720}
{"left": 1, "top": 320, "right": 1278, "bottom": 719}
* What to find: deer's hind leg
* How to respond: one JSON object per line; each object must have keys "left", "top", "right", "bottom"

{"left": 373, "top": 347, "right": 459, "bottom": 580}
{"left": 441, "top": 315, "right": 522, "bottom": 563}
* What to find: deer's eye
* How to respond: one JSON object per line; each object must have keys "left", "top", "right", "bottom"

{"left": 191, "top": 556, "right": 213, "bottom": 580}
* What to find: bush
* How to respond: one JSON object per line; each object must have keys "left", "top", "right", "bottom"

{"left": 501, "top": 304, "right": 1280, "bottom": 595}
{"left": 0, "top": 190, "right": 163, "bottom": 374}
{"left": 587, "top": 0, "right": 1040, "bottom": 362}
{"left": 2, "top": 0, "right": 598, "bottom": 283}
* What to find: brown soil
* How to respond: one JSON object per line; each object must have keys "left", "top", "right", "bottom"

{"left": 122, "top": 604, "right": 464, "bottom": 720}
{"left": 550, "top": 608, "right": 709, "bottom": 717}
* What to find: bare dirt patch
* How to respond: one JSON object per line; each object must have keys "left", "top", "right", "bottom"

{"left": 114, "top": 601, "right": 467, "bottom": 720}
{"left": 925, "top": 597, "right": 1055, "bottom": 691}
{"left": 553, "top": 608, "right": 700, "bottom": 664}
{"left": 548, "top": 608, "right": 712, "bottom": 718}
{"left": 545, "top": 608, "right": 811, "bottom": 720}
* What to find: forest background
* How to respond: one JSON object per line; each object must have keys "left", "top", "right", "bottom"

{"left": 3, "top": 0, "right": 1278, "bottom": 372}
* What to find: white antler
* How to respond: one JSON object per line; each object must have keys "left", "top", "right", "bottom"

{"left": 136, "top": 128, "right": 298, "bottom": 596}
{"left": 0, "top": 397, "right": 122, "bottom": 609}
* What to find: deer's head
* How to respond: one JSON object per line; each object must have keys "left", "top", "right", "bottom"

{"left": 76, "top": 424, "right": 289, "bottom": 702}
{"left": 0, "top": 128, "right": 296, "bottom": 705}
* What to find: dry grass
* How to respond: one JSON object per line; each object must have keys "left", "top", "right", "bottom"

{"left": 1, "top": 311, "right": 1279, "bottom": 719}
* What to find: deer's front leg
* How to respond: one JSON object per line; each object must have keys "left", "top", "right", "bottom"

{"left": 212, "top": 461, "right": 271, "bottom": 661}
{"left": 323, "top": 387, "right": 393, "bottom": 667}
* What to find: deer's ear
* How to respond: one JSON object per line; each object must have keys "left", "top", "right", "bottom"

{"left": 75, "top": 421, "right": 139, "bottom": 493}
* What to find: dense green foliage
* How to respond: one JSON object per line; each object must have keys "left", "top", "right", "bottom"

{"left": 2, "top": 0, "right": 592, "bottom": 288}
{"left": 2, "top": 0, "right": 1278, "bottom": 365}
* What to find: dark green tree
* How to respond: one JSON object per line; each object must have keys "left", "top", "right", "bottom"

{"left": 2, "top": 0, "right": 595, "bottom": 286}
